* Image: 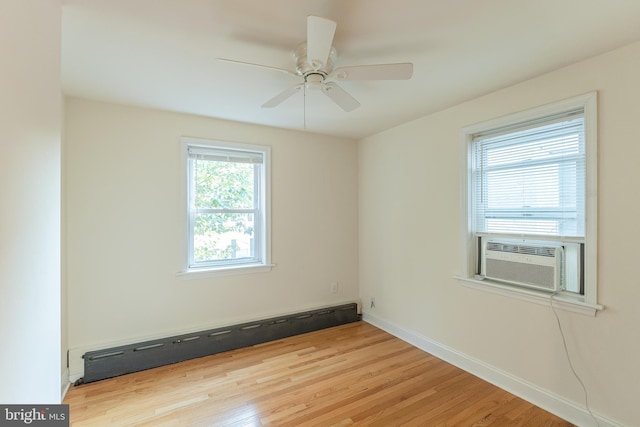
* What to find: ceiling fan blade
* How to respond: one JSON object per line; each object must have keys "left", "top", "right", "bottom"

{"left": 262, "top": 83, "right": 304, "bottom": 108}
{"left": 330, "top": 63, "right": 414, "bottom": 80}
{"left": 217, "top": 58, "right": 298, "bottom": 77}
{"left": 321, "top": 82, "right": 360, "bottom": 112}
{"left": 306, "top": 16, "right": 337, "bottom": 69}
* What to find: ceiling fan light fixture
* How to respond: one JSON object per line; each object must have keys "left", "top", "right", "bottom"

{"left": 305, "top": 73, "right": 324, "bottom": 83}
{"left": 305, "top": 73, "right": 324, "bottom": 90}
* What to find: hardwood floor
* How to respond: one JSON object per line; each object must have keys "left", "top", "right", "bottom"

{"left": 64, "top": 321, "right": 573, "bottom": 426}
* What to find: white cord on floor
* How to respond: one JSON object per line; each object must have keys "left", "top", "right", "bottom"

{"left": 550, "top": 293, "right": 599, "bottom": 427}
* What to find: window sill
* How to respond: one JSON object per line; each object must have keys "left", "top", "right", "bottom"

{"left": 178, "top": 263, "right": 275, "bottom": 280}
{"left": 454, "top": 276, "right": 603, "bottom": 316}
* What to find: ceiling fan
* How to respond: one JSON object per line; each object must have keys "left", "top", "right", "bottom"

{"left": 217, "top": 15, "right": 413, "bottom": 113}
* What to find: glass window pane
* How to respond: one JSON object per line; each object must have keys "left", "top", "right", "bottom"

{"left": 194, "top": 160, "right": 255, "bottom": 209}
{"left": 486, "top": 219, "right": 560, "bottom": 235}
{"left": 474, "top": 115, "right": 584, "bottom": 237}
{"left": 193, "top": 212, "right": 255, "bottom": 263}
{"left": 486, "top": 164, "right": 561, "bottom": 209}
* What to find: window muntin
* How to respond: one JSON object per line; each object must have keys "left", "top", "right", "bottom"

{"left": 185, "top": 142, "right": 269, "bottom": 272}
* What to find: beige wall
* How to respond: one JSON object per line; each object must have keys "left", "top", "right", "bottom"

{"left": 359, "top": 40, "right": 640, "bottom": 426}
{"left": 64, "top": 99, "right": 359, "bottom": 378}
{"left": 0, "top": 0, "right": 62, "bottom": 402}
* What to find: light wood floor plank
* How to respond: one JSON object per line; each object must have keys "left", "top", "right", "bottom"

{"left": 64, "top": 321, "right": 573, "bottom": 426}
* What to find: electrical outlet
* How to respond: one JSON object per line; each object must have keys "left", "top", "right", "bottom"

{"left": 370, "top": 297, "right": 375, "bottom": 308}
{"left": 331, "top": 282, "right": 338, "bottom": 293}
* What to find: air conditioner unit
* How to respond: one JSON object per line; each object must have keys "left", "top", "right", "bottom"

{"left": 482, "top": 240, "right": 563, "bottom": 292}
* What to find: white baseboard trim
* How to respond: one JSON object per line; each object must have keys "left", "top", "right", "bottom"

{"left": 363, "top": 312, "right": 622, "bottom": 427}
{"left": 69, "top": 373, "right": 82, "bottom": 384}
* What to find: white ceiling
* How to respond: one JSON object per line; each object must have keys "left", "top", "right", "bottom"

{"left": 62, "top": 0, "right": 640, "bottom": 139}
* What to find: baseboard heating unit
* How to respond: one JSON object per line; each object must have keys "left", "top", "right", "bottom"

{"left": 80, "top": 303, "right": 359, "bottom": 384}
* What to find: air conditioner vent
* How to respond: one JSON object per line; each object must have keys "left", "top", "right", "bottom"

{"left": 482, "top": 240, "right": 563, "bottom": 291}
{"left": 485, "top": 242, "right": 557, "bottom": 258}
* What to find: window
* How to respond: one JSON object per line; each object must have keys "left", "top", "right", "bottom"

{"left": 458, "top": 93, "right": 600, "bottom": 315}
{"left": 181, "top": 138, "right": 271, "bottom": 275}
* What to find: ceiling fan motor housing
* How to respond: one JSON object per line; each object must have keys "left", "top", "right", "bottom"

{"left": 294, "top": 42, "right": 337, "bottom": 79}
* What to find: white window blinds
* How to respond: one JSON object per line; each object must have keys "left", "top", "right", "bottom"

{"left": 473, "top": 109, "right": 585, "bottom": 238}
{"left": 188, "top": 146, "right": 263, "bottom": 164}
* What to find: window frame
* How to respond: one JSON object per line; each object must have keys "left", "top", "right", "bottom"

{"left": 179, "top": 137, "right": 272, "bottom": 278}
{"left": 457, "top": 93, "right": 601, "bottom": 315}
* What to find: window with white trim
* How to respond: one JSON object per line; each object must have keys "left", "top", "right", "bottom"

{"left": 458, "top": 93, "right": 600, "bottom": 315}
{"left": 182, "top": 138, "right": 271, "bottom": 275}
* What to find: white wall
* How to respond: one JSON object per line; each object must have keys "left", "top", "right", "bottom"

{"left": 0, "top": 1, "right": 62, "bottom": 403}
{"left": 65, "top": 99, "right": 359, "bottom": 378}
{"left": 359, "top": 40, "right": 640, "bottom": 426}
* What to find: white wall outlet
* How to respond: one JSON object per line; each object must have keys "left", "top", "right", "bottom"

{"left": 331, "top": 282, "right": 339, "bottom": 293}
